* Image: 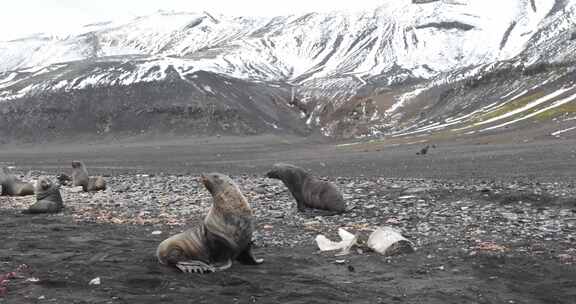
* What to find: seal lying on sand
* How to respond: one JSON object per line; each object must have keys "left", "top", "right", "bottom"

{"left": 266, "top": 163, "right": 346, "bottom": 214}
{"left": 0, "top": 167, "right": 34, "bottom": 196}
{"left": 23, "top": 176, "right": 64, "bottom": 214}
{"left": 156, "top": 173, "right": 263, "bottom": 273}
{"left": 71, "top": 161, "right": 106, "bottom": 192}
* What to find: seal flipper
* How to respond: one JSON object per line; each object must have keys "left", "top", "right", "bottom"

{"left": 176, "top": 260, "right": 216, "bottom": 273}
{"left": 160, "top": 245, "right": 221, "bottom": 274}
{"left": 236, "top": 244, "right": 264, "bottom": 265}
{"left": 177, "top": 259, "right": 232, "bottom": 273}
{"left": 22, "top": 201, "right": 61, "bottom": 214}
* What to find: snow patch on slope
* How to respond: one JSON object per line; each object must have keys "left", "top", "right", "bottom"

{"left": 0, "top": 0, "right": 563, "bottom": 84}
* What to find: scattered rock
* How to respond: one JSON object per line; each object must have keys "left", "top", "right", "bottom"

{"left": 253, "top": 185, "right": 268, "bottom": 194}
{"left": 67, "top": 186, "right": 85, "bottom": 193}
{"left": 1, "top": 170, "right": 574, "bottom": 256}
{"left": 404, "top": 187, "right": 429, "bottom": 194}
{"left": 89, "top": 277, "right": 101, "bottom": 286}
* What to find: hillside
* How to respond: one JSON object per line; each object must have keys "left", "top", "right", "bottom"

{"left": 0, "top": 0, "right": 575, "bottom": 142}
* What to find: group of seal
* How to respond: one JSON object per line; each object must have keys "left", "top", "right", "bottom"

{"left": 3, "top": 160, "right": 344, "bottom": 274}
{"left": 0, "top": 161, "right": 106, "bottom": 214}
{"left": 157, "top": 163, "right": 345, "bottom": 273}
{"left": 71, "top": 161, "right": 106, "bottom": 192}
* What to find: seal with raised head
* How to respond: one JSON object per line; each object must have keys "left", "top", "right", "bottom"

{"left": 23, "top": 176, "right": 64, "bottom": 214}
{"left": 0, "top": 167, "right": 34, "bottom": 196}
{"left": 71, "top": 161, "right": 106, "bottom": 192}
{"left": 156, "top": 173, "right": 263, "bottom": 273}
{"left": 266, "top": 163, "right": 346, "bottom": 214}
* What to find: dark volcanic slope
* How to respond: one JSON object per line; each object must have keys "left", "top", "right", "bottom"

{"left": 0, "top": 69, "right": 308, "bottom": 143}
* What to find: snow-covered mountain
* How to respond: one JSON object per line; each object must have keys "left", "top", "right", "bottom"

{"left": 0, "top": 0, "right": 575, "bottom": 142}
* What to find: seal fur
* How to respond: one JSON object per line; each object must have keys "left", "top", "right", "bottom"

{"left": 71, "top": 161, "right": 106, "bottom": 192}
{"left": 0, "top": 167, "right": 34, "bottom": 196}
{"left": 23, "top": 176, "right": 64, "bottom": 214}
{"left": 156, "top": 173, "right": 263, "bottom": 273}
{"left": 266, "top": 163, "right": 346, "bottom": 214}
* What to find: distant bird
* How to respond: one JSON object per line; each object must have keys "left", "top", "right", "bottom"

{"left": 416, "top": 145, "right": 430, "bottom": 156}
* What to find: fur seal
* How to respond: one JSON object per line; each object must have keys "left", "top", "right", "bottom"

{"left": 56, "top": 173, "right": 72, "bottom": 186}
{"left": 71, "top": 161, "right": 106, "bottom": 192}
{"left": 23, "top": 176, "right": 64, "bottom": 214}
{"left": 156, "top": 173, "right": 263, "bottom": 273}
{"left": 266, "top": 163, "right": 346, "bottom": 214}
{"left": 0, "top": 167, "right": 34, "bottom": 196}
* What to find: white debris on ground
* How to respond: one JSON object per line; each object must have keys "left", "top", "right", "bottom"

{"left": 315, "top": 228, "right": 357, "bottom": 255}
{"left": 367, "top": 227, "right": 415, "bottom": 256}
{"left": 88, "top": 277, "right": 101, "bottom": 286}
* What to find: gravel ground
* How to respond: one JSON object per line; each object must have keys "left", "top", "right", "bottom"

{"left": 1, "top": 137, "right": 576, "bottom": 303}
{"left": 2, "top": 173, "right": 575, "bottom": 259}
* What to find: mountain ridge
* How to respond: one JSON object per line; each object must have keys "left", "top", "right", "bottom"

{"left": 0, "top": 0, "right": 575, "bottom": 142}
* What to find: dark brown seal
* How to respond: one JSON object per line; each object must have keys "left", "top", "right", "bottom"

{"left": 23, "top": 176, "right": 64, "bottom": 214}
{"left": 156, "top": 173, "right": 263, "bottom": 273}
{"left": 56, "top": 173, "right": 72, "bottom": 186}
{"left": 71, "top": 161, "right": 106, "bottom": 192}
{"left": 0, "top": 167, "right": 34, "bottom": 196}
{"left": 266, "top": 163, "right": 346, "bottom": 214}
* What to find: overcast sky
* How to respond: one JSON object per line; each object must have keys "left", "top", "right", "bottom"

{"left": 0, "top": 0, "right": 386, "bottom": 41}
